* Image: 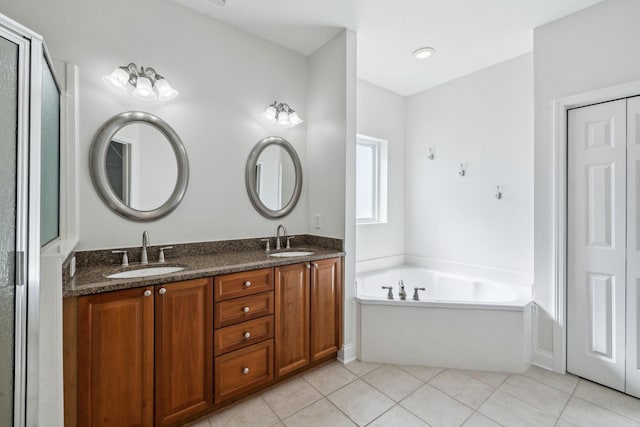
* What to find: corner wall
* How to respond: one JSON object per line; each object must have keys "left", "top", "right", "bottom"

{"left": 405, "top": 53, "right": 533, "bottom": 281}
{"left": 533, "top": 0, "right": 640, "bottom": 370}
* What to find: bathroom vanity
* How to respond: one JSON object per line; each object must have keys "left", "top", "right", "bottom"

{"left": 62, "top": 239, "right": 343, "bottom": 427}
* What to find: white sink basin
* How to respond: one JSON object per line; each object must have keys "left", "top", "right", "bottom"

{"left": 269, "top": 251, "right": 314, "bottom": 258}
{"left": 106, "top": 266, "right": 185, "bottom": 279}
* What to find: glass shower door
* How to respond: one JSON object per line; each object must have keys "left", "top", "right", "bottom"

{"left": 0, "top": 33, "right": 19, "bottom": 425}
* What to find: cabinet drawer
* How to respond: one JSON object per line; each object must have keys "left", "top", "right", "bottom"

{"left": 214, "top": 292, "right": 274, "bottom": 328}
{"left": 214, "top": 268, "right": 273, "bottom": 301}
{"left": 214, "top": 315, "right": 274, "bottom": 356}
{"left": 214, "top": 340, "right": 274, "bottom": 404}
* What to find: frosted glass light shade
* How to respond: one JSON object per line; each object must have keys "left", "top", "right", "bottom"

{"left": 102, "top": 67, "right": 129, "bottom": 93}
{"left": 262, "top": 105, "right": 277, "bottom": 122}
{"left": 132, "top": 76, "right": 157, "bottom": 101}
{"left": 288, "top": 111, "right": 303, "bottom": 126}
{"left": 277, "top": 110, "right": 290, "bottom": 127}
{"left": 155, "top": 78, "right": 179, "bottom": 101}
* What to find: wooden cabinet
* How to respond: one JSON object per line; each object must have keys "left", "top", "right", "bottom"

{"left": 155, "top": 278, "right": 213, "bottom": 427}
{"left": 77, "top": 287, "right": 155, "bottom": 427}
{"left": 275, "top": 257, "right": 342, "bottom": 377}
{"left": 75, "top": 278, "right": 213, "bottom": 427}
{"left": 213, "top": 270, "right": 275, "bottom": 404}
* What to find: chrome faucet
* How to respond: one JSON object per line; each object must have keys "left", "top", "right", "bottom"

{"left": 276, "top": 224, "right": 287, "bottom": 250}
{"left": 398, "top": 280, "right": 407, "bottom": 300}
{"left": 141, "top": 231, "right": 149, "bottom": 265}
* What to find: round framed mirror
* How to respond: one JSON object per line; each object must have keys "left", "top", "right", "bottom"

{"left": 245, "top": 136, "right": 302, "bottom": 219}
{"left": 89, "top": 111, "right": 189, "bottom": 221}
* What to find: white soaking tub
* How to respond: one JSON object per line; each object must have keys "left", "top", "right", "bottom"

{"left": 355, "top": 266, "right": 531, "bottom": 372}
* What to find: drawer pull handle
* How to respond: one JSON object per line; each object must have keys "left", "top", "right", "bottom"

{"left": 243, "top": 367, "right": 250, "bottom": 375}
{"left": 244, "top": 332, "right": 251, "bottom": 339}
{"left": 143, "top": 290, "right": 152, "bottom": 297}
{"left": 244, "top": 281, "right": 251, "bottom": 288}
{"left": 243, "top": 306, "right": 250, "bottom": 313}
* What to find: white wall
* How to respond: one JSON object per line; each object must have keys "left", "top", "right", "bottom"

{"left": 533, "top": 0, "right": 640, "bottom": 368}
{"left": 405, "top": 53, "right": 533, "bottom": 279}
{"left": 306, "top": 29, "right": 358, "bottom": 361}
{"left": 356, "top": 80, "right": 405, "bottom": 263}
{"left": 0, "top": 0, "right": 309, "bottom": 250}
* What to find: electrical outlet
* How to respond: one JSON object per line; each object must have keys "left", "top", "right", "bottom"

{"left": 314, "top": 214, "right": 321, "bottom": 229}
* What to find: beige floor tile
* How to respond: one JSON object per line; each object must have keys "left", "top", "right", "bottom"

{"left": 363, "top": 365, "right": 424, "bottom": 401}
{"left": 261, "top": 377, "right": 322, "bottom": 419}
{"left": 560, "top": 396, "right": 638, "bottom": 427}
{"left": 462, "top": 412, "right": 501, "bottom": 427}
{"left": 460, "top": 370, "right": 509, "bottom": 388}
{"left": 208, "top": 396, "right": 280, "bottom": 427}
{"left": 368, "top": 405, "right": 429, "bottom": 427}
{"left": 283, "top": 398, "right": 356, "bottom": 427}
{"left": 344, "top": 360, "right": 381, "bottom": 377}
{"left": 188, "top": 419, "right": 211, "bottom": 427}
{"left": 400, "top": 383, "right": 473, "bottom": 426}
{"left": 429, "top": 369, "right": 494, "bottom": 409}
{"left": 328, "top": 379, "right": 394, "bottom": 426}
{"left": 303, "top": 362, "right": 357, "bottom": 395}
{"left": 478, "top": 390, "right": 557, "bottom": 427}
{"left": 555, "top": 420, "right": 579, "bottom": 427}
{"left": 524, "top": 365, "right": 578, "bottom": 394}
{"left": 398, "top": 365, "right": 445, "bottom": 382}
{"left": 499, "top": 374, "right": 570, "bottom": 416}
{"left": 574, "top": 379, "right": 640, "bottom": 422}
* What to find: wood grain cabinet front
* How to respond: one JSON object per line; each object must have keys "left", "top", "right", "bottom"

{"left": 214, "top": 292, "right": 274, "bottom": 328}
{"left": 214, "top": 340, "right": 274, "bottom": 404}
{"left": 214, "top": 268, "right": 273, "bottom": 301}
{"left": 214, "top": 315, "right": 274, "bottom": 356}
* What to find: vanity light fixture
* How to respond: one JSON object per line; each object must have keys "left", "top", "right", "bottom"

{"left": 103, "top": 63, "right": 179, "bottom": 101}
{"left": 262, "top": 101, "right": 303, "bottom": 128}
{"left": 413, "top": 47, "right": 435, "bottom": 60}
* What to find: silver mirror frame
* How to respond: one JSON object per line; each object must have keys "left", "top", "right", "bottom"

{"left": 245, "top": 136, "right": 303, "bottom": 219}
{"left": 89, "top": 111, "right": 189, "bottom": 222}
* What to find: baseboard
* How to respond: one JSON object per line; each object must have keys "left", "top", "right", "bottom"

{"left": 337, "top": 343, "right": 357, "bottom": 364}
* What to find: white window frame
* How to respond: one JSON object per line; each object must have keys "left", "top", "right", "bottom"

{"left": 356, "top": 134, "right": 388, "bottom": 225}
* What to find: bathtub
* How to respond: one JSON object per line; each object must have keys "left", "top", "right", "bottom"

{"left": 355, "top": 266, "right": 531, "bottom": 372}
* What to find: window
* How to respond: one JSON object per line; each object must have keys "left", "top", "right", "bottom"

{"left": 356, "top": 135, "right": 387, "bottom": 224}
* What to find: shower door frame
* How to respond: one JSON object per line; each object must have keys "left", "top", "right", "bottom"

{"left": 0, "top": 14, "right": 48, "bottom": 427}
{"left": 545, "top": 80, "right": 640, "bottom": 376}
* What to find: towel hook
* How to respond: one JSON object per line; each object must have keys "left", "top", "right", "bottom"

{"left": 495, "top": 185, "right": 502, "bottom": 200}
{"left": 428, "top": 147, "right": 435, "bottom": 160}
{"left": 458, "top": 163, "right": 466, "bottom": 177}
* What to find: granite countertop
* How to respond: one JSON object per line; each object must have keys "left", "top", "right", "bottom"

{"left": 64, "top": 246, "right": 344, "bottom": 297}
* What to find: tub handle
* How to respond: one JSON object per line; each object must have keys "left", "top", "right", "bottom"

{"left": 381, "top": 286, "right": 394, "bottom": 300}
{"left": 413, "top": 287, "right": 426, "bottom": 301}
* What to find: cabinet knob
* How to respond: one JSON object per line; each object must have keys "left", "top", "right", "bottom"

{"left": 244, "top": 281, "right": 251, "bottom": 288}
{"left": 243, "top": 332, "right": 251, "bottom": 339}
{"left": 313, "top": 263, "right": 319, "bottom": 268}
{"left": 158, "top": 288, "right": 166, "bottom": 295}
{"left": 143, "top": 290, "right": 152, "bottom": 297}
{"left": 242, "top": 367, "right": 250, "bottom": 375}
{"left": 243, "top": 306, "right": 250, "bottom": 313}
{"left": 306, "top": 264, "right": 311, "bottom": 269}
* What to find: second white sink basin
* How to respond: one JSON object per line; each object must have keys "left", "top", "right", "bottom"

{"left": 269, "top": 251, "right": 314, "bottom": 258}
{"left": 106, "top": 266, "right": 185, "bottom": 279}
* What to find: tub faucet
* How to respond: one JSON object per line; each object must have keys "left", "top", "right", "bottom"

{"left": 413, "top": 287, "right": 426, "bottom": 301}
{"left": 381, "top": 286, "right": 393, "bottom": 300}
{"left": 398, "top": 280, "right": 407, "bottom": 300}
{"left": 276, "top": 224, "right": 287, "bottom": 250}
{"left": 141, "top": 230, "right": 149, "bottom": 265}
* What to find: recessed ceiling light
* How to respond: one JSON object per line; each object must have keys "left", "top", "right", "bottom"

{"left": 413, "top": 47, "right": 435, "bottom": 60}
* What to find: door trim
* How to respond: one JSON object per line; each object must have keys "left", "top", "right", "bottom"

{"left": 547, "top": 80, "right": 640, "bottom": 374}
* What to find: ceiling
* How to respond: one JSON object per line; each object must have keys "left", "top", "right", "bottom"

{"left": 171, "top": 0, "right": 602, "bottom": 96}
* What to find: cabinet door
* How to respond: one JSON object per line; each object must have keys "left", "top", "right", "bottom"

{"left": 275, "top": 263, "right": 310, "bottom": 376}
{"left": 155, "top": 278, "right": 213, "bottom": 426}
{"left": 78, "top": 287, "right": 154, "bottom": 427}
{"left": 310, "top": 258, "right": 342, "bottom": 361}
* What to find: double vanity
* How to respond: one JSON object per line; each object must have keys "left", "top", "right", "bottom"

{"left": 63, "top": 235, "right": 344, "bottom": 427}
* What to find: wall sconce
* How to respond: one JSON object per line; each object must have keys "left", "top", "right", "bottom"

{"left": 262, "top": 101, "right": 303, "bottom": 128}
{"left": 103, "top": 63, "right": 179, "bottom": 102}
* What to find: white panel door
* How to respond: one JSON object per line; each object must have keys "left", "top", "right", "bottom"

{"left": 626, "top": 96, "right": 640, "bottom": 397}
{"left": 568, "top": 99, "right": 627, "bottom": 391}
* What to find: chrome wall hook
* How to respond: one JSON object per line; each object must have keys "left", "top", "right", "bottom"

{"left": 495, "top": 185, "right": 502, "bottom": 200}
{"left": 458, "top": 163, "right": 466, "bottom": 177}
{"left": 428, "top": 147, "right": 435, "bottom": 160}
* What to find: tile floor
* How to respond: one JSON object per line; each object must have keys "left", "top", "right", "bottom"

{"left": 190, "top": 361, "right": 640, "bottom": 427}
